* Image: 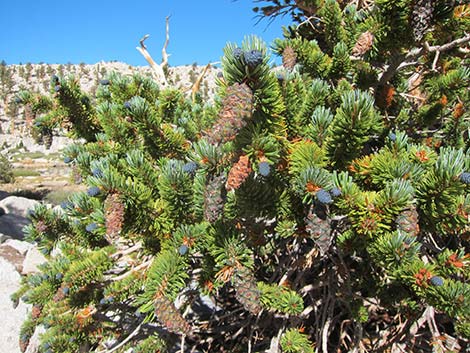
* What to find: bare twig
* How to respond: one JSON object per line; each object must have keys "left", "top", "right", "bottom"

{"left": 357, "top": 0, "right": 374, "bottom": 10}
{"left": 377, "top": 52, "right": 410, "bottom": 87}
{"left": 396, "top": 60, "right": 420, "bottom": 71}
{"left": 266, "top": 327, "right": 284, "bottom": 353}
{"left": 297, "top": 16, "right": 321, "bottom": 32}
{"left": 111, "top": 241, "right": 142, "bottom": 259}
{"left": 191, "top": 63, "right": 212, "bottom": 102}
{"left": 399, "top": 92, "right": 427, "bottom": 101}
{"left": 409, "top": 306, "right": 432, "bottom": 337}
{"left": 139, "top": 34, "right": 149, "bottom": 49}
{"left": 180, "top": 335, "right": 185, "bottom": 353}
{"left": 97, "top": 323, "right": 142, "bottom": 353}
{"left": 431, "top": 50, "right": 440, "bottom": 72}
{"left": 425, "top": 306, "right": 448, "bottom": 352}
{"left": 322, "top": 316, "right": 332, "bottom": 353}
{"left": 320, "top": 269, "right": 336, "bottom": 353}
{"left": 110, "top": 259, "right": 152, "bottom": 282}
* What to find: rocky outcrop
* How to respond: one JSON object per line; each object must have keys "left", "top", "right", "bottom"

{"left": 0, "top": 215, "right": 31, "bottom": 240}
{"left": 21, "top": 247, "right": 47, "bottom": 275}
{"left": 0, "top": 196, "right": 39, "bottom": 241}
{"left": 0, "top": 195, "right": 44, "bottom": 353}
{"left": 0, "top": 257, "right": 30, "bottom": 353}
{"left": 0, "top": 196, "right": 39, "bottom": 218}
{"left": 0, "top": 134, "right": 77, "bottom": 155}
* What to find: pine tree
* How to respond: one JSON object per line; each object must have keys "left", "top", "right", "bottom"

{"left": 13, "top": 1, "right": 470, "bottom": 352}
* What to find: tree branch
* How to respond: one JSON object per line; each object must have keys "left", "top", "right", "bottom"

{"left": 377, "top": 33, "right": 470, "bottom": 86}
{"left": 426, "top": 33, "right": 470, "bottom": 53}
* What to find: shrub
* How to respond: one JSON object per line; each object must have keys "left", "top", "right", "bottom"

{"left": 0, "top": 153, "right": 14, "bottom": 183}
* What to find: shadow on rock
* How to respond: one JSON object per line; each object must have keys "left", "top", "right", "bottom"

{"left": 0, "top": 214, "right": 30, "bottom": 240}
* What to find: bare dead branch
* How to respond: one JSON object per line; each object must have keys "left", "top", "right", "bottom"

{"left": 110, "top": 259, "right": 152, "bottom": 282}
{"left": 136, "top": 17, "right": 173, "bottom": 86}
{"left": 105, "top": 323, "right": 142, "bottom": 353}
{"left": 378, "top": 33, "right": 470, "bottom": 86}
{"left": 191, "top": 63, "right": 212, "bottom": 102}
{"left": 111, "top": 241, "right": 143, "bottom": 259}
{"left": 161, "top": 16, "right": 171, "bottom": 68}
{"left": 426, "top": 33, "right": 470, "bottom": 53}
{"left": 139, "top": 34, "right": 150, "bottom": 50}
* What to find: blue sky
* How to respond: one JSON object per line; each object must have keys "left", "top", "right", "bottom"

{"left": 0, "top": 0, "right": 291, "bottom": 67}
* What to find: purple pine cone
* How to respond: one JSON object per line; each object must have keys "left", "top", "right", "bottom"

{"left": 244, "top": 50, "right": 264, "bottom": 68}
{"left": 178, "top": 244, "right": 189, "bottom": 255}
{"left": 92, "top": 168, "right": 103, "bottom": 177}
{"left": 87, "top": 186, "right": 100, "bottom": 197}
{"left": 233, "top": 47, "right": 244, "bottom": 60}
{"left": 276, "top": 73, "right": 285, "bottom": 82}
{"left": 183, "top": 161, "right": 198, "bottom": 175}
{"left": 316, "top": 189, "right": 333, "bottom": 205}
{"left": 60, "top": 201, "right": 73, "bottom": 210}
{"left": 330, "top": 187, "right": 342, "bottom": 198}
{"left": 430, "top": 276, "right": 444, "bottom": 287}
{"left": 460, "top": 172, "right": 470, "bottom": 184}
{"left": 86, "top": 223, "right": 98, "bottom": 232}
{"left": 258, "top": 161, "right": 271, "bottom": 176}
